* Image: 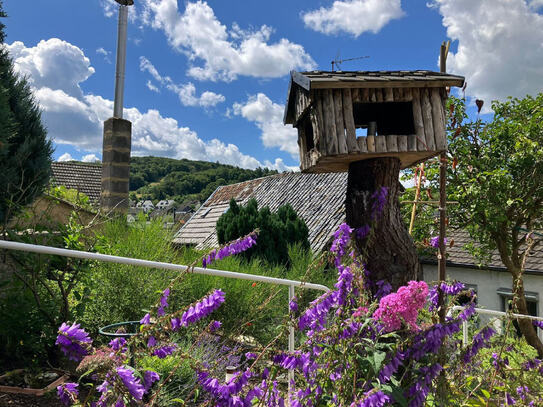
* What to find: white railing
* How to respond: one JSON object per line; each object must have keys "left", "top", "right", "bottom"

{"left": 451, "top": 305, "right": 543, "bottom": 346}
{"left": 0, "top": 239, "right": 330, "bottom": 387}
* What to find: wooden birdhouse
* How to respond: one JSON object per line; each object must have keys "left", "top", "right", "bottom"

{"left": 283, "top": 70, "right": 465, "bottom": 172}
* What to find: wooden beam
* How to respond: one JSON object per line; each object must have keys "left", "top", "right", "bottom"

{"left": 342, "top": 89, "right": 359, "bottom": 153}
{"left": 421, "top": 88, "right": 436, "bottom": 151}
{"left": 397, "top": 135, "right": 408, "bottom": 152}
{"left": 375, "top": 136, "right": 387, "bottom": 153}
{"left": 323, "top": 90, "right": 338, "bottom": 154}
{"left": 431, "top": 88, "right": 447, "bottom": 151}
{"left": 333, "top": 89, "right": 348, "bottom": 154}
{"left": 366, "top": 135, "right": 376, "bottom": 152}
{"left": 411, "top": 88, "right": 427, "bottom": 151}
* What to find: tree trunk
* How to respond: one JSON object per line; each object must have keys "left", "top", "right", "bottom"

{"left": 345, "top": 158, "right": 422, "bottom": 291}
{"left": 512, "top": 273, "right": 543, "bottom": 358}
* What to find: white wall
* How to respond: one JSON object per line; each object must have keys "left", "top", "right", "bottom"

{"left": 423, "top": 264, "right": 543, "bottom": 338}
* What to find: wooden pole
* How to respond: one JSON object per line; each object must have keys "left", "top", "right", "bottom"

{"left": 438, "top": 41, "right": 450, "bottom": 322}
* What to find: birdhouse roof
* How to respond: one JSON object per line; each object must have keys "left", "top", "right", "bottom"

{"left": 284, "top": 70, "right": 464, "bottom": 124}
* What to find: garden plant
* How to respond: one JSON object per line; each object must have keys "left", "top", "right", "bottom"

{"left": 53, "top": 189, "right": 543, "bottom": 406}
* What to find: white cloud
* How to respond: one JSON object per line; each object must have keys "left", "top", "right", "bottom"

{"left": 139, "top": 56, "right": 225, "bottom": 107}
{"left": 7, "top": 39, "right": 292, "bottom": 172}
{"left": 141, "top": 0, "right": 316, "bottom": 81}
{"left": 302, "top": 0, "right": 404, "bottom": 37}
{"left": 431, "top": 0, "right": 543, "bottom": 106}
{"left": 96, "top": 47, "right": 112, "bottom": 64}
{"left": 263, "top": 158, "right": 298, "bottom": 172}
{"left": 7, "top": 39, "right": 94, "bottom": 99}
{"left": 82, "top": 154, "right": 100, "bottom": 163}
{"left": 58, "top": 153, "right": 74, "bottom": 162}
{"left": 233, "top": 93, "right": 298, "bottom": 158}
{"left": 146, "top": 80, "right": 160, "bottom": 93}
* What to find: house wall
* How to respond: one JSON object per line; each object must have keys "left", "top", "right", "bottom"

{"left": 423, "top": 264, "right": 543, "bottom": 339}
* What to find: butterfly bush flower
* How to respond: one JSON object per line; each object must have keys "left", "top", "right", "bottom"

{"left": 116, "top": 366, "right": 145, "bottom": 400}
{"left": 56, "top": 322, "right": 93, "bottom": 361}
{"left": 202, "top": 233, "right": 258, "bottom": 267}
{"left": 373, "top": 281, "right": 429, "bottom": 332}
{"left": 57, "top": 382, "right": 78, "bottom": 406}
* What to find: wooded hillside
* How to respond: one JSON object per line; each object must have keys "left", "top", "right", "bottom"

{"left": 129, "top": 156, "right": 278, "bottom": 203}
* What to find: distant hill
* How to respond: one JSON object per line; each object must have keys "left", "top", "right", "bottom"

{"left": 129, "top": 156, "right": 279, "bottom": 204}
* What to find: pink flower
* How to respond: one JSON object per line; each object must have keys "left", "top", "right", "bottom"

{"left": 373, "top": 281, "right": 429, "bottom": 333}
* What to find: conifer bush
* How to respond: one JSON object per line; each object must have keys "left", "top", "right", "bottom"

{"left": 216, "top": 198, "right": 309, "bottom": 266}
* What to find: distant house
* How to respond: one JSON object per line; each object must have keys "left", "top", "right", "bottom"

{"left": 174, "top": 173, "right": 543, "bottom": 325}
{"left": 156, "top": 200, "right": 176, "bottom": 210}
{"left": 136, "top": 200, "right": 155, "bottom": 213}
{"left": 51, "top": 162, "right": 102, "bottom": 206}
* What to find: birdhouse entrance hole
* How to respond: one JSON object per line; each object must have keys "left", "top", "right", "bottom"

{"left": 353, "top": 102, "right": 415, "bottom": 136}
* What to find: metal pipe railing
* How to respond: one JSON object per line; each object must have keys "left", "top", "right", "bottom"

{"left": 0, "top": 239, "right": 330, "bottom": 392}
{"left": 450, "top": 305, "right": 543, "bottom": 346}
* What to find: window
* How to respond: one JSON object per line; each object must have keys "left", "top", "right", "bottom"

{"left": 352, "top": 102, "right": 415, "bottom": 135}
{"left": 303, "top": 118, "right": 314, "bottom": 152}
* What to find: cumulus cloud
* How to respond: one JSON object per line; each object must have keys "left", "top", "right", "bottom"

{"left": 139, "top": 56, "right": 224, "bottom": 107}
{"left": 302, "top": 0, "right": 404, "bottom": 37}
{"left": 141, "top": 0, "right": 315, "bottom": 81}
{"left": 233, "top": 93, "right": 298, "bottom": 158}
{"left": 82, "top": 154, "right": 101, "bottom": 163}
{"left": 58, "top": 153, "right": 74, "bottom": 162}
{"left": 431, "top": 0, "right": 543, "bottom": 106}
{"left": 7, "top": 39, "right": 292, "bottom": 172}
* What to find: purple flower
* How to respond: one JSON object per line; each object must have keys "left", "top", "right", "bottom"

{"left": 116, "top": 366, "right": 145, "bottom": 400}
{"left": 289, "top": 297, "right": 298, "bottom": 313}
{"left": 245, "top": 352, "right": 257, "bottom": 360}
{"left": 143, "top": 370, "right": 160, "bottom": 391}
{"left": 109, "top": 337, "right": 126, "bottom": 351}
{"left": 430, "top": 236, "right": 448, "bottom": 248}
{"left": 356, "top": 224, "right": 370, "bottom": 240}
{"left": 147, "top": 336, "right": 157, "bottom": 347}
{"left": 57, "top": 382, "right": 78, "bottom": 406}
{"left": 463, "top": 327, "right": 495, "bottom": 363}
{"left": 505, "top": 392, "right": 516, "bottom": 405}
{"left": 532, "top": 319, "right": 543, "bottom": 329}
{"left": 209, "top": 320, "right": 222, "bottom": 332}
{"left": 180, "top": 289, "right": 226, "bottom": 326}
{"left": 140, "top": 313, "right": 151, "bottom": 325}
{"left": 56, "top": 322, "right": 92, "bottom": 361}
{"left": 516, "top": 386, "right": 530, "bottom": 401}
{"left": 152, "top": 344, "right": 177, "bottom": 359}
{"left": 371, "top": 187, "right": 388, "bottom": 220}
{"left": 352, "top": 390, "right": 391, "bottom": 407}
{"left": 203, "top": 233, "right": 258, "bottom": 268}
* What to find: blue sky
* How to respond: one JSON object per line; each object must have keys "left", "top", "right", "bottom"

{"left": 4, "top": 0, "right": 543, "bottom": 170}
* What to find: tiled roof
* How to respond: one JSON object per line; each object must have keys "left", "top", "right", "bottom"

{"left": 173, "top": 172, "right": 347, "bottom": 253}
{"left": 292, "top": 70, "right": 465, "bottom": 90}
{"left": 174, "top": 173, "right": 543, "bottom": 273}
{"left": 51, "top": 162, "right": 102, "bottom": 204}
{"left": 443, "top": 229, "right": 543, "bottom": 273}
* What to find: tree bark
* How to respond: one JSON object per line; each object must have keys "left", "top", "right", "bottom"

{"left": 512, "top": 273, "right": 543, "bottom": 358}
{"left": 345, "top": 158, "right": 422, "bottom": 291}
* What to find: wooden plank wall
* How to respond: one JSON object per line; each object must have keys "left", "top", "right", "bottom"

{"left": 294, "top": 86, "right": 448, "bottom": 170}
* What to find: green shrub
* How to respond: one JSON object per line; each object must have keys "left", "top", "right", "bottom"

{"left": 216, "top": 198, "right": 309, "bottom": 266}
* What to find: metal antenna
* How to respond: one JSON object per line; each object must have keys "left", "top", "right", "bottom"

{"left": 331, "top": 55, "right": 370, "bottom": 71}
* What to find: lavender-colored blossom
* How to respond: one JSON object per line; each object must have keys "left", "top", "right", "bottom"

{"left": 109, "top": 337, "right": 126, "bottom": 351}
{"left": 143, "top": 370, "right": 160, "bottom": 391}
{"left": 198, "top": 369, "right": 253, "bottom": 405}
{"left": 209, "top": 320, "right": 222, "bottom": 332}
{"left": 463, "top": 326, "right": 495, "bottom": 363}
{"left": 516, "top": 386, "right": 530, "bottom": 401}
{"left": 245, "top": 352, "right": 257, "bottom": 360}
{"left": 351, "top": 390, "right": 391, "bottom": 407}
{"left": 375, "top": 280, "right": 392, "bottom": 299}
{"left": 140, "top": 313, "right": 150, "bottom": 325}
{"left": 57, "top": 382, "right": 78, "bottom": 406}
{"left": 505, "top": 392, "right": 516, "bottom": 405}
{"left": 371, "top": 187, "right": 388, "bottom": 220}
{"left": 147, "top": 336, "right": 156, "bottom": 348}
{"left": 152, "top": 344, "right": 177, "bottom": 359}
{"left": 532, "top": 319, "right": 543, "bottom": 329}
{"left": 203, "top": 233, "right": 258, "bottom": 268}
{"left": 114, "top": 398, "right": 125, "bottom": 407}
{"left": 56, "top": 322, "right": 92, "bottom": 361}
{"left": 289, "top": 297, "right": 298, "bottom": 313}
{"left": 356, "top": 224, "right": 370, "bottom": 240}
{"left": 180, "top": 289, "right": 226, "bottom": 326}
{"left": 430, "top": 236, "right": 448, "bottom": 248}
{"left": 298, "top": 291, "right": 335, "bottom": 332}
{"left": 116, "top": 366, "right": 145, "bottom": 400}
